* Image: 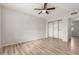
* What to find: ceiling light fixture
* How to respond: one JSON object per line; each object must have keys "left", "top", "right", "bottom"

{"left": 42, "top": 10, "right": 46, "bottom": 13}
{"left": 34, "top": 3, "right": 56, "bottom": 14}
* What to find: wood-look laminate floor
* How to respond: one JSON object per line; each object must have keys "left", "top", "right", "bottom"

{"left": 0, "top": 37, "right": 79, "bottom": 55}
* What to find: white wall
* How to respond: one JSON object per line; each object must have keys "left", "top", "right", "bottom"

{"left": 1, "top": 7, "right": 46, "bottom": 46}
{"left": 68, "top": 18, "right": 72, "bottom": 40}
{"left": 62, "top": 17, "right": 69, "bottom": 42}
{"left": 0, "top": 6, "right": 1, "bottom": 48}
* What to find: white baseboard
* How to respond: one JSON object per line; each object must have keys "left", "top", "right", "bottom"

{"left": 1, "top": 37, "right": 46, "bottom": 47}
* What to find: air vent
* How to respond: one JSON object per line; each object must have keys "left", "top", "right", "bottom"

{"left": 71, "top": 12, "right": 77, "bottom": 15}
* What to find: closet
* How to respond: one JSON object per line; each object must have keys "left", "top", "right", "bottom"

{"left": 48, "top": 20, "right": 63, "bottom": 39}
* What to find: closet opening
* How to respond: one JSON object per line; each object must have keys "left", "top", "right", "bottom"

{"left": 48, "top": 20, "right": 63, "bottom": 40}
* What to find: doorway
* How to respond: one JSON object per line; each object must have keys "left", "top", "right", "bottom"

{"left": 68, "top": 17, "right": 79, "bottom": 42}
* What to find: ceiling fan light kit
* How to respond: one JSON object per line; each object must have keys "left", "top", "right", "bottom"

{"left": 42, "top": 10, "right": 46, "bottom": 13}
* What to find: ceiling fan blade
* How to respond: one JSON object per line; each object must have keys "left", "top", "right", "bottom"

{"left": 47, "top": 7, "right": 55, "bottom": 10}
{"left": 46, "top": 11, "right": 49, "bottom": 14}
{"left": 34, "top": 8, "right": 42, "bottom": 10}
{"left": 44, "top": 3, "right": 47, "bottom": 9}
{"left": 38, "top": 11, "right": 42, "bottom": 14}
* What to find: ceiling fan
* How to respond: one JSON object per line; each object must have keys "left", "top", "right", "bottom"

{"left": 34, "top": 3, "right": 56, "bottom": 14}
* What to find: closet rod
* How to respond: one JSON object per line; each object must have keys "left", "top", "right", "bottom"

{"left": 48, "top": 20, "right": 62, "bottom": 23}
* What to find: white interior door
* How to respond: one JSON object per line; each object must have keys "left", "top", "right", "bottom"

{"left": 48, "top": 22, "right": 53, "bottom": 37}
{"left": 59, "top": 21, "right": 63, "bottom": 39}
{"left": 48, "top": 20, "right": 63, "bottom": 39}
{"left": 54, "top": 21, "right": 58, "bottom": 38}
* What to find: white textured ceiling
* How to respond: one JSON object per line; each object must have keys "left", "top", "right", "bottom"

{"left": 1, "top": 3, "right": 79, "bottom": 20}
